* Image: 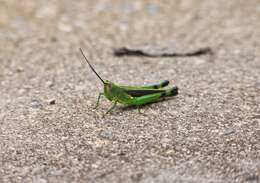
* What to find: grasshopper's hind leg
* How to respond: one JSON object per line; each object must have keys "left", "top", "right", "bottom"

{"left": 136, "top": 106, "right": 147, "bottom": 115}
{"left": 137, "top": 106, "right": 142, "bottom": 114}
{"left": 94, "top": 93, "right": 104, "bottom": 109}
{"left": 164, "top": 86, "right": 178, "bottom": 97}
{"left": 129, "top": 86, "right": 178, "bottom": 106}
{"left": 159, "top": 86, "right": 178, "bottom": 99}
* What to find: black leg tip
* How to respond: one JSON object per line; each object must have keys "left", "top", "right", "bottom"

{"left": 162, "top": 80, "right": 170, "bottom": 87}
{"left": 171, "top": 86, "right": 178, "bottom": 95}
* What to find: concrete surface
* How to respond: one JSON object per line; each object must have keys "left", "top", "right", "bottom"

{"left": 0, "top": 0, "right": 259, "bottom": 182}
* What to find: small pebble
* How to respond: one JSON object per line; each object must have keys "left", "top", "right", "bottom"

{"left": 33, "top": 178, "right": 47, "bottom": 183}
{"left": 245, "top": 175, "right": 259, "bottom": 182}
{"left": 49, "top": 99, "right": 56, "bottom": 105}
{"left": 31, "top": 99, "right": 43, "bottom": 109}
{"left": 99, "top": 130, "right": 113, "bottom": 140}
{"left": 16, "top": 67, "right": 24, "bottom": 72}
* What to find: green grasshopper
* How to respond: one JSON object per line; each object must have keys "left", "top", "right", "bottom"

{"left": 79, "top": 48, "right": 178, "bottom": 116}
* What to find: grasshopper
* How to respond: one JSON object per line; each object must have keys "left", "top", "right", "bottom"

{"left": 79, "top": 48, "right": 178, "bottom": 116}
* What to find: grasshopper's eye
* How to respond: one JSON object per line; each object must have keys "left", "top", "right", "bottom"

{"left": 108, "top": 83, "right": 113, "bottom": 89}
{"left": 105, "top": 83, "right": 112, "bottom": 90}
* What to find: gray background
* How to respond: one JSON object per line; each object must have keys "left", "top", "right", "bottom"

{"left": 0, "top": 0, "right": 259, "bottom": 182}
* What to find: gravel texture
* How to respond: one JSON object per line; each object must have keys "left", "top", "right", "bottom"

{"left": 0, "top": 0, "right": 259, "bottom": 183}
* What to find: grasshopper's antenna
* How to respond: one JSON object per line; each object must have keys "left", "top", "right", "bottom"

{"left": 79, "top": 48, "right": 105, "bottom": 84}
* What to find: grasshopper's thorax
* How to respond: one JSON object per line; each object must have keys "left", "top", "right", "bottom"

{"left": 104, "top": 81, "right": 120, "bottom": 101}
{"left": 103, "top": 80, "right": 128, "bottom": 102}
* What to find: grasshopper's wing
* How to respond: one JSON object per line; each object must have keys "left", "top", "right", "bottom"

{"left": 120, "top": 86, "right": 178, "bottom": 98}
{"left": 119, "top": 80, "right": 169, "bottom": 90}
{"left": 123, "top": 88, "right": 166, "bottom": 97}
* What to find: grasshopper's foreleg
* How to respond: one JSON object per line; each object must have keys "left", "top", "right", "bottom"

{"left": 103, "top": 101, "right": 117, "bottom": 116}
{"left": 94, "top": 92, "right": 104, "bottom": 109}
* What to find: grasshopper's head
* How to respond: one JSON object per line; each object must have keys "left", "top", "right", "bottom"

{"left": 103, "top": 80, "right": 121, "bottom": 100}
{"left": 104, "top": 80, "right": 115, "bottom": 93}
